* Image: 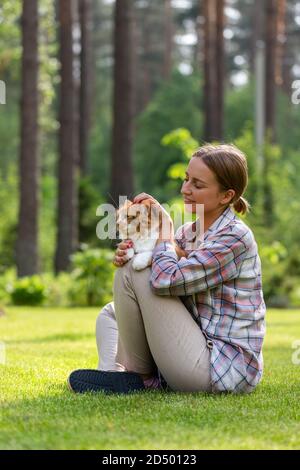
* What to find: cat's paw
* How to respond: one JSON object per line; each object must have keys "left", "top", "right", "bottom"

{"left": 125, "top": 247, "right": 135, "bottom": 260}
{"left": 132, "top": 252, "right": 152, "bottom": 271}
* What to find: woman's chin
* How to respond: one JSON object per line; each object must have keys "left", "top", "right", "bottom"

{"left": 184, "top": 202, "right": 196, "bottom": 213}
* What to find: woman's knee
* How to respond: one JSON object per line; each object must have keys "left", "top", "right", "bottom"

{"left": 96, "top": 301, "right": 116, "bottom": 328}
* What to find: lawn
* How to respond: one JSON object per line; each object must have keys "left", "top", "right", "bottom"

{"left": 0, "top": 306, "right": 299, "bottom": 450}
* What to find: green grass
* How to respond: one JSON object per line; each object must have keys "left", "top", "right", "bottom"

{"left": 0, "top": 306, "right": 300, "bottom": 450}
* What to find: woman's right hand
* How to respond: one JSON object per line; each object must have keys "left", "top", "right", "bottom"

{"left": 113, "top": 239, "right": 133, "bottom": 267}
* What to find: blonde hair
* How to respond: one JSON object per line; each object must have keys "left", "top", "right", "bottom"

{"left": 192, "top": 143, "right": 251, "bottom": 215}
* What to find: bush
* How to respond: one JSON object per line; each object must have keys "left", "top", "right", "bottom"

{"left": 68, "top": 246, "right": 115, "bottom": 306}
{"left": 8, "top": 275, "right": 47, "bottom": 306}
{"left": 0, "top": 268, "right": 16, "bottom": 304}
{"left": 41, "top": 272, "right": 73, "bottom": 307}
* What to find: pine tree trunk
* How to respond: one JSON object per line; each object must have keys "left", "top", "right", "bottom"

{"left": 265, "top": 0, "right": 277, "bottom": 142}
{"left": 110, "top": 0, "right": 135, "bottom": 207}
{"left": 216, "top": 0, "right": 224, "bottom": 140}
{"left": 79, "top": 0, "right": 93, "bottom": 175}
{"left": 17, "top": 0, "right": 39, "bottom": 277}
{"left": 203, "top": 0, "right": 224, "bottom": 142}
{"left": 163, "top": 0, "right": 173, "bottom": 80}
{"left": 55, "top": 0, "right": 79, "bottom": 273}
{"left": 275, "top": 0, "right": 287, "bottom": 88}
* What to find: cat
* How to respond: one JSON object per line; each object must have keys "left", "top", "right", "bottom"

{"left": 116, "top": 198, "right": 162, "bottom": 271}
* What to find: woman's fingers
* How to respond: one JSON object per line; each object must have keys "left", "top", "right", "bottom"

{"left": 133, "top": 193, "right": 158, "bottom": 204}
{"left": 113, "top": 255, "right": 127, "bottom": 267}
{"left": 116, "top": 241, "right": 132, "bottom": 252}
{"left": 116, "top": 249, "right": 127, "bottom": 256}
{"left": 114, "top": 239, "right": 133, "bottom": 267}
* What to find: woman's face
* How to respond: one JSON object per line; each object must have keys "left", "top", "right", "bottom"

{"left": 181, "top": 157, "right": 234, "bottom": 214}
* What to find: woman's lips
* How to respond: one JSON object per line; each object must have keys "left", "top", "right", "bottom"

{"left": 184, "top": 199, "right": 195, "bottom": 203}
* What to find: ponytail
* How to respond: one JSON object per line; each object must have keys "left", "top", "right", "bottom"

{"left": 232, "top": 196, "right": 250, "bottom": 215}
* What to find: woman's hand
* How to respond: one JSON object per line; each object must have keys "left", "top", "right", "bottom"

{"left": 133, "top": 193, "right": 159, "bottom": 205}
{"left": 113, "top": 239, "right": 133, "bottom": 267}
{"left": 133, "top": 192, "right": 175, "bottom": 244}
{"left": 174, "top": 244, "right": 187, "bottom": 259}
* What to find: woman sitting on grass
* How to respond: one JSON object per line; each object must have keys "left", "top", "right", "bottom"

{"left": 68, "top": 144, "right": 266, "bottom": 394}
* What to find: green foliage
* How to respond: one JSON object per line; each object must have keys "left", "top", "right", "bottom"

{"left": 225, "top": 82, "right": 255, "bottom": 140}
{"left": 134, "top": 71, "right": 203, "bottom": 202}
{"left": 162, "top": 128, "right": 199, "bottom": 160}
{"left": 79, "top": 177, "right": 104, "bottom": 246}
{"left": 41, "top": 272, "right": 74, "bottom": 308}
{"left": 0, "top": 169, "right": 18, "bottom": 270}
{"left": 8, "top": 275, "right": 47, "bottom": 306}
{"left": 0, "top": 268, "right": 15, "bottom": 304}
{"left": 68, "top": 246, "right": 115, "bottom": 307}
{"left": 162, "top": 128, "right": 199, "bottom": 182}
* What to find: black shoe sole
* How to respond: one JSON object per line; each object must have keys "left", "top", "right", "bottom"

{"left": 68, "top": 369, "right": 146, "bottom": 394}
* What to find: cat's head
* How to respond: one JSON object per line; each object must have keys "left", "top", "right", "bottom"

{"left": 116, "top": 198, "right": 161, "bottom": 240}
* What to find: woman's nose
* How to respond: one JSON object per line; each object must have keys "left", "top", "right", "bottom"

{"left": 181, "top": 184, "right": 191, "bottom": 196}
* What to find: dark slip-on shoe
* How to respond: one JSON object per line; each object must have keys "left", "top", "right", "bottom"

{"left": 67, "top": 369, "right": 146, "bottom": 394}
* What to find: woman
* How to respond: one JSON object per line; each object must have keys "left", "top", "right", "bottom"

{"left": 68, "top": 144, "right": 266, "bottom": 394}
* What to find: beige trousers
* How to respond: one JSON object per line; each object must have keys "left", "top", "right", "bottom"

{"left": 96, "top": 259, "right": 212, "bottom": 392}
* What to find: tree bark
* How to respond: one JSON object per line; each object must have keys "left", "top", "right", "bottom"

{"left": 216, "top": 0, "right": 225, "bottom": 140}
{"left": 17, "top": 0, "right": 39, "bottom": 277}
{"left": 55, "top": 0, "right": 79, "bottom": 273}
{"left": 275, "top": 0, "right": 287, "bottom": 88}
{"left": 79, "top": 0, "right": 93, "bottom": 175}
{"left": 163, "top": 0, "right": 173, "bottom": 80}
{"left": 203, "top": 0, "right": 224, "bottom": 142}
{"left": 110, "top": 0, "right": 135, "bottom": 207}
{"left": 265, "top": 0, "right": 278, "bottom": 142}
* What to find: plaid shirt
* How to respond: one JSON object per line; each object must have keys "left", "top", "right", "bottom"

{"left": 150, "top": 206, "right": 266, "bottom": 393}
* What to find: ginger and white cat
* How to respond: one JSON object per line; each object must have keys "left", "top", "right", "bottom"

{"left": 116, "top": 198, "right": 162, "bottom": 271}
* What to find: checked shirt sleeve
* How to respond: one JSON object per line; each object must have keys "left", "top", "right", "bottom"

{"left": 150, "top": 230, "right": 249, "bottom": 296}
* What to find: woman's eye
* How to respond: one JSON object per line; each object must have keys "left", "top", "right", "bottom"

{"left": 184, "top": 178, "right": 203, "bottom": 189}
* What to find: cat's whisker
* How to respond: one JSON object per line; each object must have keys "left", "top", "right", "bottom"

{"left": 107, "top": 191, "right": 119, "bottom": 208}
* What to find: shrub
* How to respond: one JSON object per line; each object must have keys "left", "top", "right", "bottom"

{"left": 8, "top": 275, "right": 47, "bottom": 306}
{"left": 41, "top": 272, "right": 73, "bottom": 307}
{"left": 68, "top": 246, "right": 115, "bottom": 307}
{"left": 0, "top": 268, "right": 16, "bottom": 304}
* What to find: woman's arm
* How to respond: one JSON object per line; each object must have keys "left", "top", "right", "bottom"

{"left": 150, "top": 228, "right": 250, "bottom": 296}
{"left": 174, "top": 243, "right": 187, "bottom": 260}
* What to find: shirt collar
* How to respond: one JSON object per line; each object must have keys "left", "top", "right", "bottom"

{"left": 185, "top": 205, "right": 237, "bottom": 243}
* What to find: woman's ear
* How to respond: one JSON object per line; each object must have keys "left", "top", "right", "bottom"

{"left": 221, "top": 189, "right": 235, "bottom": 205}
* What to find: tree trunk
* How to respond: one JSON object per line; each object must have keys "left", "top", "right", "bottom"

{"left": 17, "top": 0, "right": 39, "bottom": 277}
{"left": 203, "top": 0, "right": 224, "bottom": 142}
{"left": 275, "top": 0, "right": 287, "bottom": 88}
{"left": 163, "top": 0, "right": 173, "bottom": 80}
{"left": 216, "top": 0, "right": 224, "bottom": 140}
{"left": 55, "top": 0, "right": 79, "bottom": 273}
{"left": 110, "top": 0, "right": 135, "bottom": 207}
{"left": 265, "top": 0, "right": 277, "bottom": 142}
{"left": 79, "top": 0, "right": 93, "bottom": 175}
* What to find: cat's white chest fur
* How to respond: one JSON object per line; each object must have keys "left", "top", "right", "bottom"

{"left": 125, "top": 237, "right": 157, "bottom": 271}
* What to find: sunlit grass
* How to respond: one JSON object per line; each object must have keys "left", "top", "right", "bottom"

{"left": 0, "top": 307, "right": 299, "bottom": 450}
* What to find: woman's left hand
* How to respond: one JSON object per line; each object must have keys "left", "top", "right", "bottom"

{"left": 133, "top": 193, "right": 174, "bottom": 244}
